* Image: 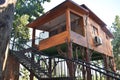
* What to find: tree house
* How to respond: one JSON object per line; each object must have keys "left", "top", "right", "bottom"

{"left": 27, "top": 0, "right": 116, "bottom": 79}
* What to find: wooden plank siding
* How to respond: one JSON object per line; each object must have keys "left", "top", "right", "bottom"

{"left": 86, "top": 18, "right": 113, "bottom": 56}
{"left": 70, "top": 12, "right": 113, "bottom": 57}
{"left": 39, "top": 31, "right": 69, "bottom": 50}
{"left": 71, "top": 31, "right": 87, "bottom": 47}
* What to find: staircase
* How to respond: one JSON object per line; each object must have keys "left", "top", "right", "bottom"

{"left": 10, "top": 48, "right": 50, "bottom": 79}
{"left": 10, "top": 40, "right": 120, "bottom": 80}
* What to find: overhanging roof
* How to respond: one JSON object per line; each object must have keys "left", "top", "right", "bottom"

{"left": 27, "top": 0, "right": 88, "bottom": 29}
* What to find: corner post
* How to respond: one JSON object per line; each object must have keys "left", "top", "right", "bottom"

{"left": 65, "top": 8, "right": 75, "bottom": 79}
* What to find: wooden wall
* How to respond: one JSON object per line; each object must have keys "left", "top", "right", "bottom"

{"left": 88, "top": 18, "right": 112, "bottom": 56}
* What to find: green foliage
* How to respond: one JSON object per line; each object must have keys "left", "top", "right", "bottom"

{"left": 11, "top": 0, "right": 51, "bottom": 50}
{"left": 11, "top": 14, "right": 30, "bottom": 50}
{"left": 11, "top": 0, "right": 51, "bottom": 79}
{"left": 111, "top": 15, "right": 120, "bottom": 70}
{"left": 10, "top": 0, "right": 51, "bottom": 79}
{"left": 15, "top": 0, "right": 50, "bottom": 21}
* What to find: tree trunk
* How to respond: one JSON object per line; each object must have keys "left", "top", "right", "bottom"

{"left": 0, "top": 0, "right": 16, "bottom": 79}
{"left": 3, "top": 53, "right": 19, "bottom": 80}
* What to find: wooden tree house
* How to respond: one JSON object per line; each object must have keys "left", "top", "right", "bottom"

{"left": 27, "top": 0, "right": 116, "bottom": 79}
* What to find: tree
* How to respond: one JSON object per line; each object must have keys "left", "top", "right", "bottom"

{"left": 111, "top": 15, "right": 120, "bottom": 70}
{"left": 10, "top": 0, "right": 50, "bottom": 80}
{"left": 0, "top": 0, "right": 17, "bottom": 79}
{"left": 11, "top": 14, "right": 30, "bottom": 50}
{"left": 15, "top": 0, "right": 50, "bottom": 21}
{"left": 0, "top": 0, "right": 50, "bottom": 79}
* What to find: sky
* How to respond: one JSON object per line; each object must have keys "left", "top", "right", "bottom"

{"left": 42, "top": 0, "right": 120, "bottom": 28}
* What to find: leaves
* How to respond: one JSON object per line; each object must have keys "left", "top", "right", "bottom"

{"left": 11, "top": 14, "right": 30, "bottom": 50}
{"left": 111, "top": 15, "right": 120, "bottom": 70}
{"left": 11, "top": 0, "right": 51, "bottom": 50}
{"left": 15, "top": 0, "right": 50, "bottom": 21}
{"left": 10, "top": 0, "right": 51, "bottom": 79}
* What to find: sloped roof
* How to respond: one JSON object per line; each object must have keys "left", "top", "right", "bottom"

{"left": 27, "top": 0, "right": 88, "bottom": 29}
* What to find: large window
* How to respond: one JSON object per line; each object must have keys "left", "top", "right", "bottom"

{"left": 70, "top": 12, "right": 85, "bottom": 36}
{"left": 48, "top": 13, "right": 66, "bottom": 37}
{"left": 49, "top": 25, "right": 66, "bottom": 37}
{"left": 38, "top": 13, "right": 66, "bottom": 37}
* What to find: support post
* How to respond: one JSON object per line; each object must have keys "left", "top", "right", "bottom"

{"left": 103, "top": 55, "right": 110, "bottom": 80}
{"left": 66, "top": 41, "right": 75, "bottom": 78}
{"left": 85, "top": 48, "right": 92, "bottom": 80}
{"left": 30, "top": 28, "right": 36, "bottom": 80}
{"left": 48, "top": 58, "right": 52, "bottom": 78}
{"left": 30, "top": 73, "right": 34, "bottom": 80}
{"left": 65, "top": 7, "right": 75, "bottom": 79}
{"left": 81, "top": 47, "right": 86, "bottom": 80}
{"left": 110, "top": 58, "right": 116, "bottom": 72}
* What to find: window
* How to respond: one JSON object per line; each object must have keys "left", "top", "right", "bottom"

{"left": 106, "top": 35, "right": 109, "bottom": 40}
{"left": 92, "top": 26, "right": 98, "bottom": 36}
{"left": 70, "top": 13, "right": 85, "bottom": 36}
{"left": 49, "top": 25, "right": 66, "bottom": 37}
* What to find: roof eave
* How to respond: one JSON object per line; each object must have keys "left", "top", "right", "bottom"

{"left": 27, "top": 0, "right": 88, "bottom": 29}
